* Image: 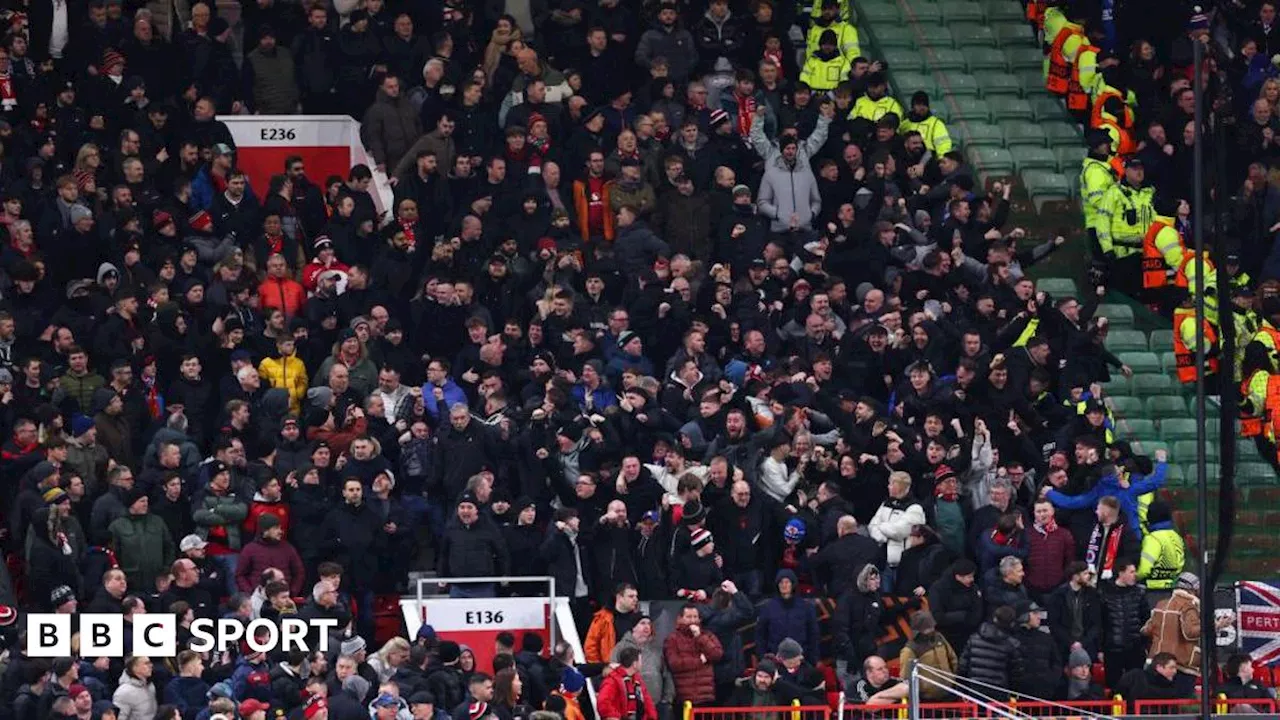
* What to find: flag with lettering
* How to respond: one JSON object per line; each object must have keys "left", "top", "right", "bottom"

{"left": 1237, "top": 581, "right": 1280, "bottom": 665}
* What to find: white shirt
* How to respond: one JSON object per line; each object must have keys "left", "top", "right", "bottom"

{"left": 50, "top": 0, "right": 69, "bottom": 59}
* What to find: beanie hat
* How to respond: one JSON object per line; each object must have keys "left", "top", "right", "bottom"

{"left": 303, "top": 696, "right": 328, "bottom": 720}
{"left": 258, "top": 514, "right": 280, "bottom": 532}
{"left": 50, "top": 585, "right": 75, "bottom": 607}
{"left": 341, "top": 635, "right": 367, "bottom": 656}
{"left": 1176, "top": 572, "right": 1200, "bottom": 591}
{"left": 71, "top": 414, "right": 94, "bottom": 437}
{"left": 42, "top": 487, "right": 69, "bottom": 505}
{"left": 776, "top": 637, "right": 803, "bottom": 660}
{"left": 560, "top": 667, "right": 586, "bottom": 694}
{"left": 438, "top": 641, "right": 461, "bottom": 664}
{"left": 68, "top": 684, "right": 88, "bottom": 699}
{"left": 681, "top": 499, "right": 707, "bottom": 525}
{"left": 69, "top": 204, "right": 93, "bottom": 224}
{"left": 783, "top": 518, "right": 806, "bottom": 543}
{"left": 690, "top": 527, "right": 713, "bottom": 551}
{"left": 617, "top": 330, "right": 639, "bottom": 349}
{"left": 1069, "top": 646, "right": 1092, "bottom": 669}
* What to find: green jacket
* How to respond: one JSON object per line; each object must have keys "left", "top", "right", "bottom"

{"left": 193, "top": 491, "right": 249, "bottom": 551}
{"left": 62, "top": 371, "right": 105, "bottom": 415}
{"left": 109, "top": 513, "right": 176, "bottom": 591}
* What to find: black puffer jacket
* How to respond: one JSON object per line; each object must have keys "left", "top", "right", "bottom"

{"left": 928, "top": 574, "right": 983, "bottom": 652}
{"left": 439, "top": 515, "right": 510, "bottom": 579}
{"left": 958, "top": 622, "right": 1024, "bottom": 690}
{"left": 1100, "top": 582, "right": 1151, "bottom": 652}
{"left": 1014, "top": 626, "right": 1062, "bottom": 700}
{"left": 833, "top": 565, "right": 882, "bottom": 666}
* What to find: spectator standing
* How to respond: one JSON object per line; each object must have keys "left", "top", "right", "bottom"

{"left": 664, "top": 604, "right": 724, "bottom": 707}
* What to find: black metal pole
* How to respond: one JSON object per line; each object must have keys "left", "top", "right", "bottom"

{"left": 1192, "top": 39, "right": 1213, "bottom": 720}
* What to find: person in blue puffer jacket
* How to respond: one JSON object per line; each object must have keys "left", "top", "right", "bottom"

{"left": 754, "top": 569, "right": 820, "bottom": 662}
{"left": 1045, "top": 451, "right": 1168, "bottom": 537}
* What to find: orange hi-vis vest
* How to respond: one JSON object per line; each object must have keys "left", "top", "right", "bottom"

{"left": 1267, "top": 380, "right": 1280, "bottom": 445}
{"left": 1173, "top": 251, "right": 1213, "bottom": 290}
{"left": 1173, "top": 306, "right": 1219, "bottom": 383}
{"left": 1241, "top": 371, "right": 1280, "bottom": 437}
{"left": 1098, "top": 118, "right": 1136, "bottom": 158}
{"left": 1142, "top": 219, "right": 1175, "bottom": 289}
{"left": 1091, "top": 87, "right": 1134, "bottom": 129}
{"left": 1046, "top": 26, "right": 1081, "bottom": 95}
{"left": 1068, "top": 44, "right": 1099, "bottom": 112}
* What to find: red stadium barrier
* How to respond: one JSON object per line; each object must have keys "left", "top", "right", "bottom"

{"left": 685, "top": 701, "right": 832, "bottom": 720}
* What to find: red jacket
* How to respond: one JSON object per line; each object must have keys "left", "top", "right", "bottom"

{"left": 244, "top": 497, "right": 290, "bottom": 538}
{"left": 662, "top": 625, "right": 723, "bottom": 705}
{"left": 596, "top": 666, "right": 657, "bottom": 720}
{"left": 258, "top": 275, "right": 306, "bottom": 318}
{"left": 235, "top": 537, "right": 306, "bottom": 595}
{"left": 1026, "top": 523, "right": 1077, "bottom": 594}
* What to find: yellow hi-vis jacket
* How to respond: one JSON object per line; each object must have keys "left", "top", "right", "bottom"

{"left": 899, "top": 113, "right": 953, "bottom": 155}
{"left": 1139, "top": 526, "right": 1185, "bottom": 589}
{"left": 799, "top": 50, "right": 852, "bottom": 92}
{"left": 1098, "top": 182, "right": 1154, "bottom": 257}
{"left": 849, "top": 94, "right": 905, "bottom": 123}
{"left": 1080, "top": 156, "right": 1115, "bottom": 235}
{"left": 805, "top": 19, "right": 861, "bottom": 60}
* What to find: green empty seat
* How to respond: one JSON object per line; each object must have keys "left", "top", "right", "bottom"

{"left": 1007, "top": 46, "right": 1046, "bottom": 72}
{"left": 952, "top": 23, "right": 998, "bottom": 47}
{"left": 1044, "top": 124, "right": 1084, "bottom": 147}
{"left": 1134, "top": 373, "right": 1175, "bottom": 395}
{"left": 964, "top": 47, "right": 1009, "bottom": 72}
{"left": 1119, "top": 352, "right": 1161, "bottom": 374}
{"left": 1176, "top": 443, "right": 1219, "bottom": 464}
{"left": 942, "top": 2, "right": 987, "bottom": 22}
{"left": 1004, "top": 121, "right": 1048, "bottom": 146}
{"left": 1160, "top": 351, "right": 1179, "bottom": 374}
{"left": 1016, "top": 70, "right": 1050, "bottom": 95}
{"left": 1146, "top": 395, "right": 1186, "bottom": 420}
{"left": 982, "top": 0, "right": 1025, "bottom": 23}
{"left": 1032, "top": 96, "right": 1070, "bottom": 122}
{"left": 1098, "top": 304, "right": 1135, "bottom": 327}
{"left": 1150, "top": 330, "right": 1175, "bottom": 352}
{"left": 857, "top": 3, "right": 901, "bottom": 23}
{"left": 901, "top": 3, "right": 943, "bottom": 23}
{"left": 1021, "top": 170, "right": 1070, "bottom": 198}
{"left": 966, "top": 146, "right": 1014, "bottom": 172}
{"left": 892, "top": 73, "right": 937, "bottom": 98}
{"left": 990, "top": 97, "right": 1034, "bottom": 121}
{"left": 981, "top": 73, "right": 1025, "bottom": 97}
{"left": 1123, "top": 419, "right": 1157, "bottom": 438}
{"left": 938, "top": 73, "right": 981, "bottom": 97}
{"left": 881, "top": 49, "right": 924, "bottom": 73}
{"left": 1101, "top": 376, "right": 1133, "bottom": 395}
{"left": 943, "top": 97, "right": 992, "bottom": 123}
{"left": 1055, "top": 145, "right": 1087, "bottom": 170}
{"left": 1237, "top": 438, "right": 1259, "bottom": 458}
{"left": 916, "top": 26, "right": 955, "bottom": 47}
{"left": 1106, "top": 395, "right": 1144, "bottom": 417}
{"left": 874, "top": 27, "right": 915, "bottom": 48}
{"left": 995, "top": 23, "right": 1037, "bottom": 47}
{"left": 961, "top": 123, "right": 1006, "bottom": 147}
{"left": 1133, "top": 439, "right": 1170, "bottom": 460}
{"left": 925, "top": 48, "right": 969, "bottom": 73}
{"left": 1240, "top": 463, "right": 1277, "bottom": 484}
{"left": 1107, "top": 329, "right": 1148, "bottom": 352}
{"left": 1012, "top": 146, "right": 1057, "bottom": 172}
{"left": 1036, "top": 277, "right": 1078, "bottom": 296}
{"left": 1161, "top": 419, "right": 1199, "bottom": 441}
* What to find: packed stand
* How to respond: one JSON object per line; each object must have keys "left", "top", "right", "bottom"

{"left": 0, "top": 0, "right": 1271, "bottom": 717}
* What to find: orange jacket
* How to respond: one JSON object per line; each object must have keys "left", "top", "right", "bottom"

{"left": 584, "top": 607, "right": 618, "bottom": 663}
{"left": 258, "top": 275, "right": 307, "bottom": 318}
{"left": 572, "top": 178, "right": 615, "bottom": 243}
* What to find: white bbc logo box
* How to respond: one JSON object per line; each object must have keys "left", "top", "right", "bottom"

{"left": 26, "top": 614, "right": 338, "bottom": 658}
{"left": 27, "top": 614, "right": 176, "bottom": 658}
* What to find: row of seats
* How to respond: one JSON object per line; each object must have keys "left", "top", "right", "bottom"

{"left": 881, "top": 46, "right": 1046, "bottom": 76}
{"left": 1109, "top": 395, "right": 1219, "bottom": 420}
{"left": 858, "top": 0, "right": 1026, "bottom": 25}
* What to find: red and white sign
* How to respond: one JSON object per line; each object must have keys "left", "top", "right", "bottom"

{"left": 223, "top": 115, "right": 393, "bottom": 218}
{"left": 403, "top": 597, "right": 550, "bottom": 672}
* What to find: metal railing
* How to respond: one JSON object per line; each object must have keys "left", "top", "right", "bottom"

{"left": 685, "top": 700, "right": 831, "bottom": 720}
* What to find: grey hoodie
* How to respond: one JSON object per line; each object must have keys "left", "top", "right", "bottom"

{"left": 612, "top": 629, "right": 675, "bottom": 705}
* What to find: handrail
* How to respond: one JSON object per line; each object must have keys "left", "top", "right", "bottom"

{"left": 411, "top": 575, "right": 559, "bottom": 651}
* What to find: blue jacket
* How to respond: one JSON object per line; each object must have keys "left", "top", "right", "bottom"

{"left": 422, "top": 379, "right": 468, "bottom": 422}
{"left": 606, "top": 351, "right": 654, "bottom": 387}
{"left": 164, "top": 676, "right": 211, "bottom": 720}
{"left": 755, "top": 570, "right": 820, "bottom": 661}
{"left": 1046, "top": 462, "right": 1168, "bottom": 535}
{"left": 571, "top": 383, "right": 618, "bottom": 412}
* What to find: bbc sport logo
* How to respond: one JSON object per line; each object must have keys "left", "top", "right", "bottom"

{"left": 26, "top": 614, "right": 340, "bottom": 658}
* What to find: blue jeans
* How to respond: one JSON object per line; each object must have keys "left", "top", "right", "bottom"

{"left": 399, "top": 494, "right": 430, "bottom": 531}
{"left": 214, "top": 554, "right": 239, "bottom": 597}
{"left": 881, "top": 565, "right": 897, "bottom": 595}
{"left": 449, "top": 583, "right": 496, "bottom": 598}
{"left": 423, "top": 496, "right": 447, "bottom": 541}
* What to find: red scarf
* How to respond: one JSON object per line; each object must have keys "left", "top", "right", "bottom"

{"left": 735, "top": 93, "right": 756, "bottom": 137}
{"left": 264, "top": 232, "right": 284, "bottom": 256}
{"left": 990, "top": 528, "right": 1017, "bottom": 547}
{"left": 399, "top": 219, "right": 417, "bottom": 249}
{"left": 0, "top": 71, "right": 16, "bottom": 112}
{"left": 763, "top": 48, "right": 785, "bottom": 77}
{"left": 935, "top": 484, "right": 959, "bottom": 502}
{"left": 1034, "top": 518, "right": 1059, "bottom": 535}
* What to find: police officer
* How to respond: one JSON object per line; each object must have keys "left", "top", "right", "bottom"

{"left": 1097, "top": 156, "right": 1154, "bottom": 297}
{"left": 899, "top": 91, "right": 952, "bottom": 155}
{"left": 1138, "top": 501, "right": 1185, "bottom": 590}
{"left": 1081, "top": 129, "right": 1116, "bottom": 260}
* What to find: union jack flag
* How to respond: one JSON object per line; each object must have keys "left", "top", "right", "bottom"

{"left": 1237, "top": 582, "right": 1280, "bottom": 665}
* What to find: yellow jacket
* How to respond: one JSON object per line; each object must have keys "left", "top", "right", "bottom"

{"left": 850, "top": 94, "right": 904, "bottom": 123}
{"left": 259, "top": 354, "right": 309, "bottom": 414}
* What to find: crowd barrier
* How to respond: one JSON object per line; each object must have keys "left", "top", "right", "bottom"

{"left": 677, "top": 695, "right": 1277, "bottom": 720}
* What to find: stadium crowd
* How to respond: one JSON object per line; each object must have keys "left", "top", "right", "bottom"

{"left": 0, "top": 0, "right": 1279, "bottom": 717}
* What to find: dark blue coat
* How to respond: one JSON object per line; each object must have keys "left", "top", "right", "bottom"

{"left": 755, "top": 570, "right": 821, "bottom": 661}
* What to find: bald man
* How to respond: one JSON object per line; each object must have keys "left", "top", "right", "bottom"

{"left": 160, "top": 558, "right": 216, "bottom": 618}
{"left": 810, "top": 514, "right": 882, "bottom": 597}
